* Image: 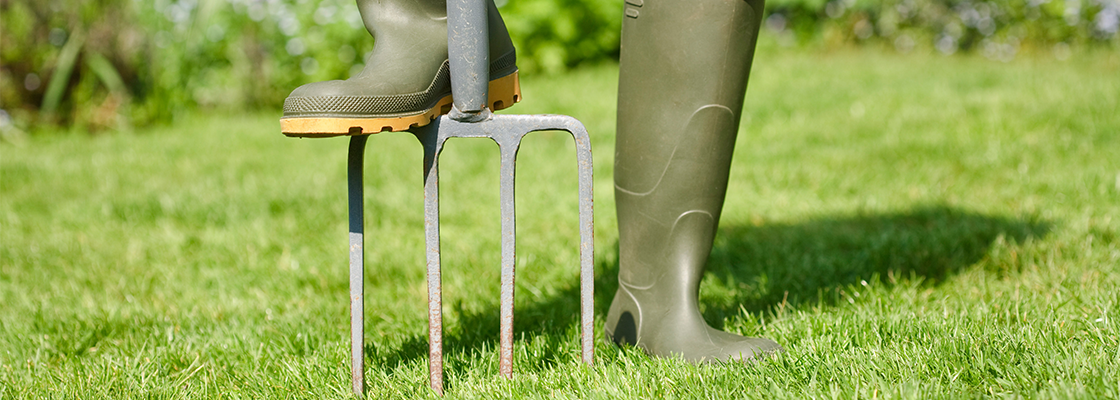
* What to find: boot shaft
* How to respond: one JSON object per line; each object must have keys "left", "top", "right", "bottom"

{"left": 345, "top": 0, "right": 517, "bottom": 96}
{"left": 614, "top": 0, "right": 765, "bottom": 289}
{"left": 354, "top": 0, "right": 515, "bottom": 64}
{"left": 357, "top": 0, "right": 447, "bottom": 39}
{"left": 615, "top": 0, "right": 765, "bottom": 197}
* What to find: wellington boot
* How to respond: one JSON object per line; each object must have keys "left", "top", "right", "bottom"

{"left": 281, "top": 0, "right": 521, "bottom": 137}
{"left": 605, "top": 0, "right": 781, "bottom": 363}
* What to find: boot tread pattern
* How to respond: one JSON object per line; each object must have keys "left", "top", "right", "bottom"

{"left": 281, "top": 72, "right": 520, "bottom": 137}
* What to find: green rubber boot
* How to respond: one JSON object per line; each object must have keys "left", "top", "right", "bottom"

{"left": 281, "top": 0, "right": 520, "bottom": 137}
{"left": 605, "top": 0, "right": 782, "bottom": 363}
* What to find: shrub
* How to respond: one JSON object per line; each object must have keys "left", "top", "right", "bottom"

{"left": 2, "top": 0, "right": 374, "bottom": 129}
{"left": 764, "top": 0, "right": 1120, "bottom": 58}
{"left": 1, "top": 0, "right": 1115, "bottom": 132}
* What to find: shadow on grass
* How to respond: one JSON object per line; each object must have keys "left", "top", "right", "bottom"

{"left": 371, "top": 205, "right": 1049, "bottom": 379}
{"left": 701, "top": 205, "right": 1050, "bottom": 325}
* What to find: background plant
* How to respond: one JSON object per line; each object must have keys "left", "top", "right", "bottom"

{"left": 765, "top": 0, "right": 1120, "bottom": 57}
{"left": 1, "top": 0, "right": 1117, "bottom": 132}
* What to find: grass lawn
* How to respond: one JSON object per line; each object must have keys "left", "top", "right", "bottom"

{"left": 2, "top": 44, "right": 1118, "bottom": 398}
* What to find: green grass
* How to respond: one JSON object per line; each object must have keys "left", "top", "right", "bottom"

{"left": 2, "top": 45, "right": 1119, "bottom": 398}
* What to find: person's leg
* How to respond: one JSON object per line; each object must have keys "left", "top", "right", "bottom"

{"left": 605, "top": 0, "right": 780, "bottom": 363}
{"left": 280, "top": 0, "right": 520, "bottom": 136}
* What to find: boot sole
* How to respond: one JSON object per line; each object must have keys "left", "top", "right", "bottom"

{"left": 280, "top": 72, "right": 521, "bottom": 137}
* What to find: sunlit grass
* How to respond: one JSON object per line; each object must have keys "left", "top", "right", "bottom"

{"left": 1, "top": 46, "right": 1118, "bottom": 398}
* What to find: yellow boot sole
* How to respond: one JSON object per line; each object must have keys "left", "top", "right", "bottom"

{"left": 280, "top": 72, "right": 521, "bottom": 137}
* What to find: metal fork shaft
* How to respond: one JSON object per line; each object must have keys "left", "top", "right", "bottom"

{"left": 446, "top": 0, "right": 489, "bottom": 113}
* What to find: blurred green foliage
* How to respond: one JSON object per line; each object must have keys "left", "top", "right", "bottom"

{"left": 500, "top": 0, "right": 620, "bottom": 74}
{"left": 0, "top": 0, "right": 1116, "bottom": 132}
{"left": 2, "top": 0, "right": 379, "bottom": 130}
{"left": 765, "top": 0, "right": 1120, "bottom": 56}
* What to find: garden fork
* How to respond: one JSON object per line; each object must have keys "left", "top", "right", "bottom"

{"left": 345, "top": 0, "right": 595, "bottom": 395}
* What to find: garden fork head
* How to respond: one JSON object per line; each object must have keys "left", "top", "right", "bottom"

{"left": 410, "top": 112, "right": 595, "bottom": 395}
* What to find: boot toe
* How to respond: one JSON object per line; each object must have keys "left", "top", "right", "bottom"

{"left": 718, "top": 336, "right": 783, "bottom": 363}
{"left": 287, "top": 79, "right": 346, "bottom": 98}
{"left": 286, "top": 79, "right": 386, "bottom": 99}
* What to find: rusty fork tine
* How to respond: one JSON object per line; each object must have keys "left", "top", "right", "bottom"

{"left": 415, "top": 125, "right": 446, "bottom": 395}
{"left": 567, "top": 119, "right": 596, "bottom": 367}
{"left": 497, "top": 136, "right": 520, "bottom": 379}
{"left": 522, "top": 117, "right": 595, "bottom": 366}
{"left": 346, "top": 135, "right": 369, "bottom": 397}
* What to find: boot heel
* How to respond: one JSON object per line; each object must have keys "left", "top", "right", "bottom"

{"left": 488, "top": 71, "right": 522, "bottom": 111}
